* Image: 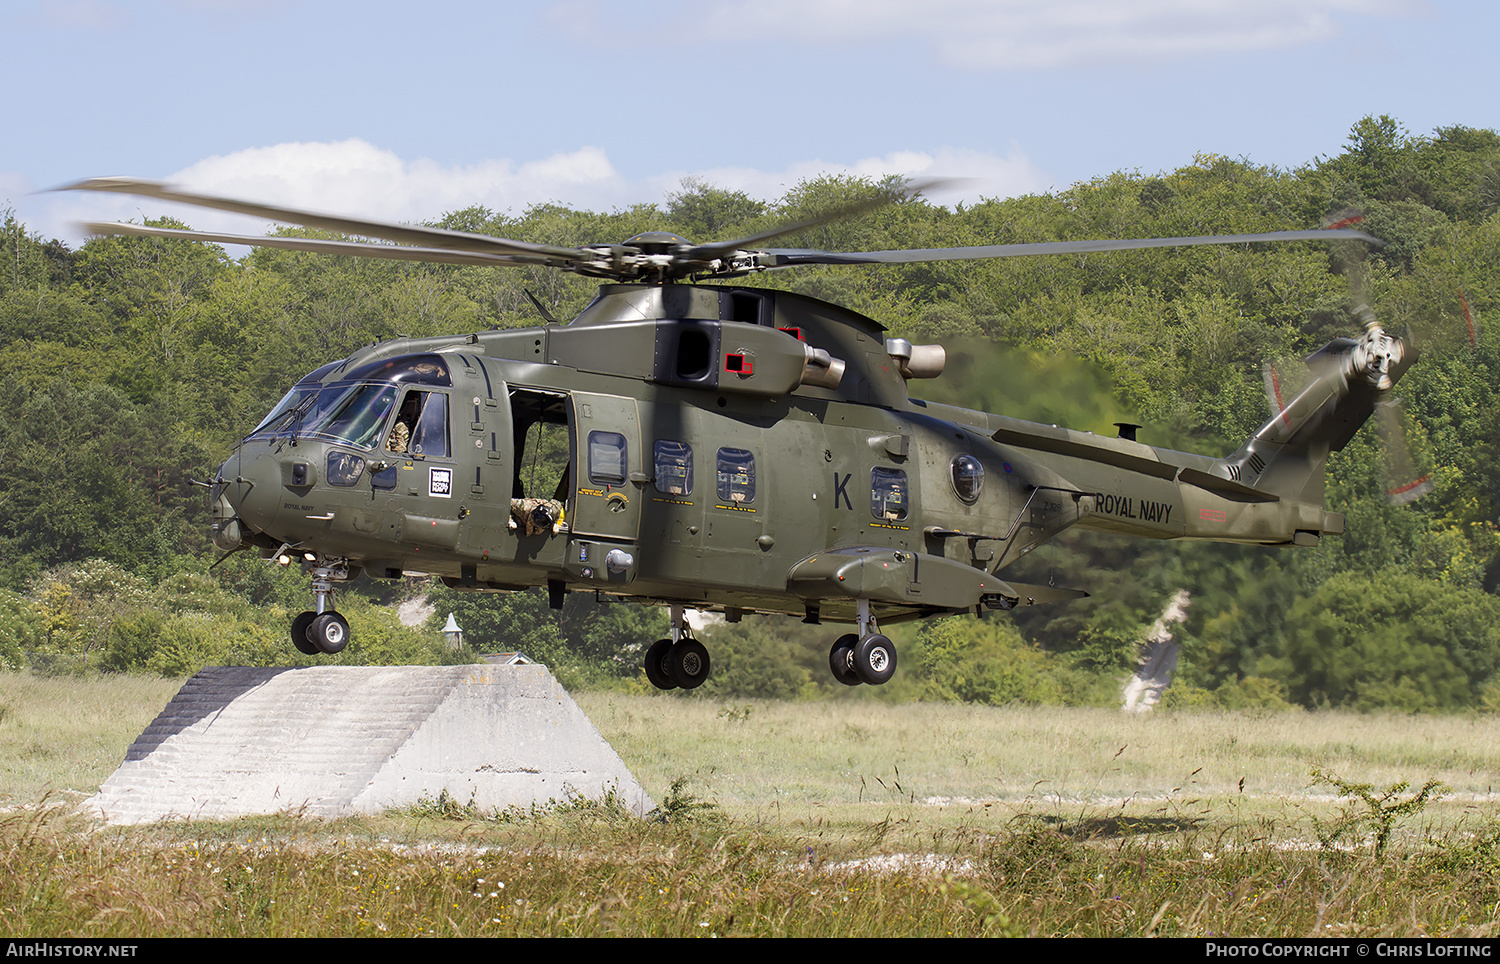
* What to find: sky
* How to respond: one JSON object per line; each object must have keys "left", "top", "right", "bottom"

{"left": 3, "top": 0, "right": 1496, "bottom": 247}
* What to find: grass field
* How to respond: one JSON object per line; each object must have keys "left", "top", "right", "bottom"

{"left": 2, "top": 673, "right": 1498, "bottom": 937}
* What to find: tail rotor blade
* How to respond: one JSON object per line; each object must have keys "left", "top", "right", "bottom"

{"left": 1262, "top": 360, "right": 1293, "bottom": 427}
{"left": 1459, "top": 290, "right": 1480, "bottom": 349}
{"left": 1376, "top": 397, "right": 1434, "bottom": 505}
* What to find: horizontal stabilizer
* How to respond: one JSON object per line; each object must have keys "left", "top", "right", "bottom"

{"left": 990, "top": 580, "right": 1090, "bottom": 606}
{"left": 1176, "top": 467, "right": 1281, "bottom": 503}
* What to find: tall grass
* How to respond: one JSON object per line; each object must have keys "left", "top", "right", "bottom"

{"left": 3, "top": 675, "right": 1498, "bottom": 936}
{"left": 0, "top": 673, "right": 181, "bottom": 805}
{"left": 576, "top": 693, "right": 1500, "bottom": 809}
{"left": 3, "top": 794, "right": 1498, "bottom": 937}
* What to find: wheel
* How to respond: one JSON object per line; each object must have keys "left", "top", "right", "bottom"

{"left": 829, "top": 634, "right": 862, "bottom": 686}
{"left": 290, "top": 611, "right": 319, "bottom": 656}
{"left": 669, "top": 639, "right": 711, "bottom": 689}
{"left": 308, "top": 611, "right": 350, "bottom": 655}
{"left": 643, "top": 638, "right": 677, "bottom": 690}
{"left": 853, "top": 633, "right": 896, "bottom": 685}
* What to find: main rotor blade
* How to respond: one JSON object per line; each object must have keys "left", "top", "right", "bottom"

{"left": 62, "top": 175, "right": 1387, "bottom": 283}
{"left": 58, "top": 176, "right": 586, "bottom": 262}
{"left": 757, "top": 228, "right": 1385, "bottom": 268}
{"left": 81, "top": 221, "right": 547, "bottom": 268}
{"left": 688, "top": 177, "right": 956, "bottom": 260}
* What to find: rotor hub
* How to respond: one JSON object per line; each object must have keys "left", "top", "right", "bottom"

{"left": 1351, "top": 322, "right": 1404, "bottom": 391}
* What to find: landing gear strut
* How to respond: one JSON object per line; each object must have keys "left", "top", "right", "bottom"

{"left": 827, "top": 599, "right": 897, "bottom": 686}
{"left": 289, "top": 557, "right": 352, "bottom": 656}
{"left": 643, "top": 605, "right": 711, "bottom": 690}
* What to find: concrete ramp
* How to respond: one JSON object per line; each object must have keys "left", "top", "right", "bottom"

{"left": 89, "top": 665, "right": 651, "bottom": 824}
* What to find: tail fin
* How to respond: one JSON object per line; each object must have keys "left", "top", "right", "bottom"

{"left": 1226, "top": 324, "right": 1412, "bottom": 503}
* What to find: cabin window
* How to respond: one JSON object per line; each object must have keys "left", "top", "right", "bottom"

{"left": 588, "top": 431, "right": 628, "bottom": 486}
{"left": 716, "top": 448, "right": 756, "bottom": 503}
{"left": 871, "top": 467, "right": 908, "bottom": 521}
{"left": 654, "top": 440, "right": 693, "bottom": 495}
{"left": 951, "top": 454, "right": 984, "bottom": 504}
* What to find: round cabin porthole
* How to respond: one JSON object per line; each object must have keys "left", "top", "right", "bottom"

{"left": 951, "top": 454, "right": 984, "bottom": 504}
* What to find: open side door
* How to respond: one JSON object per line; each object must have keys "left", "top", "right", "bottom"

{"left": 563, "top": 392, "right": 644, "bottom": 586}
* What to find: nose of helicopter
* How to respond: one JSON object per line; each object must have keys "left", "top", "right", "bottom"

{"left": 211, "top": 448, "right": 283, "bottom": 550}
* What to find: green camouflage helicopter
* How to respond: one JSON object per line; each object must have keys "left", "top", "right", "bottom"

{"left": 65, "top": 176, "right": 1411, "bottom": 690}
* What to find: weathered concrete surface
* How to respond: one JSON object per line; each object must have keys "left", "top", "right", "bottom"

{"left": 89, "top": 665, "right": 651, "bottom": 824}
{"left": 1122, "top": 589, "right": 1190, "bottom": 713}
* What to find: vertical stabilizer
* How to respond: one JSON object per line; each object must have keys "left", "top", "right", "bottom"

{"left": 1225, "top": 324, "right": 1411, "bottom": 503}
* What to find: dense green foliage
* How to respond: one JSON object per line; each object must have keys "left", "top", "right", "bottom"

{"left": 3, "top": 115, "right": 1500, "bottom": 710}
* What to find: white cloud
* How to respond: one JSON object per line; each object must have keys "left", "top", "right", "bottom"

{"left": 172, "top": 140, "right": 633, "bottom": 225}
{"left": 548, "top": 0, "right": 1420, "bottom": 70}
{"left": 22, "top": 141, "right": 632, "bottom": 245}
{"left": 24, "top": 139, "right": 1051, "bottom": 246}
{"left": 0, "top": 172, "right": 32, "bottom": 209}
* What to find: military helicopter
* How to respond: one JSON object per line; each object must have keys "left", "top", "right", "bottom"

{"left": 64, "top": 176, "right": 1405, "bottom": 691}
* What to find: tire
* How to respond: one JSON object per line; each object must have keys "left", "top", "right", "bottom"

{"left": 829, "top": 634, "right": 862, "bottom": 686}
{"left": 290, "top": 611, "right": 320, "bottom": 656}
{"left": 308, "top": 611, "right": 351, "bottom": 655}
{"left": 669, "top": 639, "right": 711, "bottom": 689}
{"left": 643, "top": 638, "right": 678, "bottom": 690}
{"left": 853, "top": 633, "right": 896, "bottom": 685}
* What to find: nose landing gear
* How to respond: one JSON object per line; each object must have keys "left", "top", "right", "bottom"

{"left": 642, "top": 604, "right": 711, "bottom": 690}
{"left": 289, "top": 557, "right": 353, "bottom": 656}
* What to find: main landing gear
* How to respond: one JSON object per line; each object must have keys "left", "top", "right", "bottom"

{"left": 827, "top": 599, "right": 896, "bottom": 686}
{"left": 639, "top": 601, "right": 899, "bottom": 690}
{"left": 289, "top": 558, "right": 352, "bottom": 656}
{"left": 643, "top": 604, "right": 711, "bottom": 690}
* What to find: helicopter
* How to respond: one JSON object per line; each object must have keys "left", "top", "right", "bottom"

{"left": 63, "top": 175, "right": 1407, "bottom": 691}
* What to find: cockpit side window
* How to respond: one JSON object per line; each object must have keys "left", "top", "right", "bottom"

{"left": 387, "top": 390, "right": 450, "bottom": 458}
{"left": 412, "top": 392, "right": 449, "bottom": 458}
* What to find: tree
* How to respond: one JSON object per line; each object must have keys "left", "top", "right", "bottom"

{"left": 1276, "top": 570, "right": 1500, "bottom": 710}
{"left": 664, "top": 177, "right": 766, "bottom": 240}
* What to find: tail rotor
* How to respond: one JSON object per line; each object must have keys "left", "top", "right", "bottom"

{"left": 1258, "top": 210, "right": 1434, "bottom": 505}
